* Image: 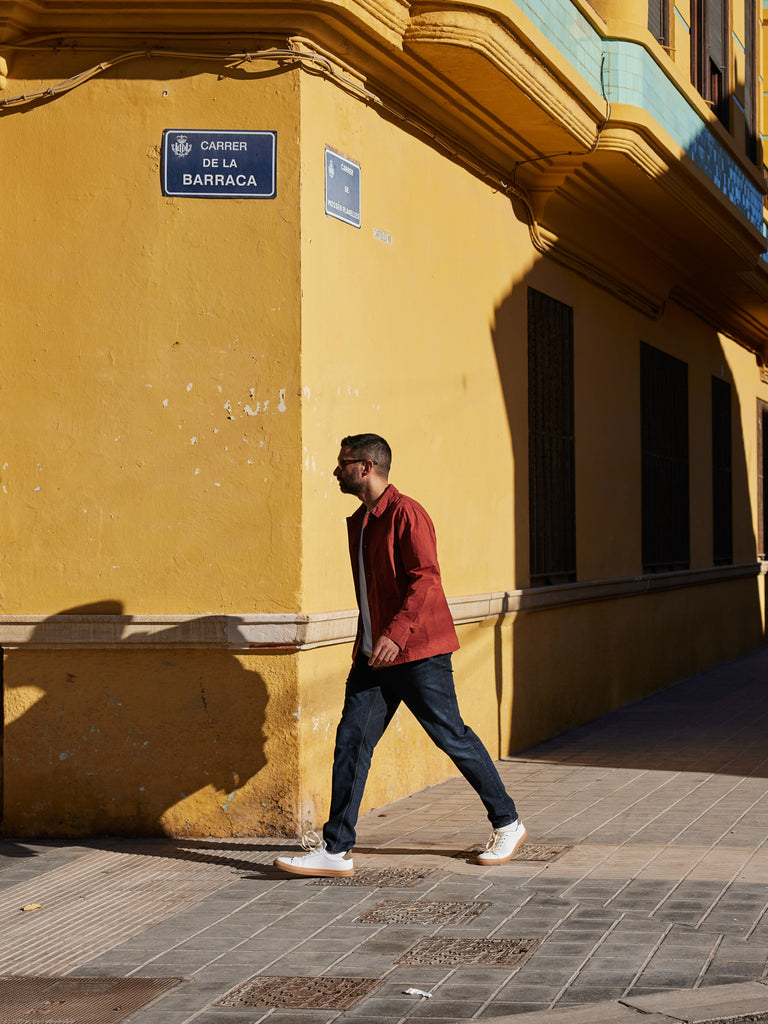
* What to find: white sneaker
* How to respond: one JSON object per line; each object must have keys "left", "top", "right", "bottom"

{"left": 476, "top": 818, "right": 527, "bottom": 865}
{"left": 274, "top": 831, "right": 354, "bottom": 878}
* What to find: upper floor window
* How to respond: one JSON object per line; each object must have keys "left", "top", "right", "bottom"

{"left": 691, "top": 0, "right": 729, "bottom": 129}
{"left": 648, "top": 0, "right": 671, "bottom": 49}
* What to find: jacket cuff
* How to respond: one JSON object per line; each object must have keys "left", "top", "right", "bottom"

{"left": 384, "top": 624, "right": 409, "bottom": 651}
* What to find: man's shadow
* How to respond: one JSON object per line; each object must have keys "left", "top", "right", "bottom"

{"left": 2, "top": 602, "right": 271, "bottom": 845}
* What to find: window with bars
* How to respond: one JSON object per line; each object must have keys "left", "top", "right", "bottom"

{"left": 641, "top": 342, "right": 690, "bottom": 573}
{"left": 528, "top": 288, "right": 576, "bottom": 587}
{"left": 758, "top": 399, "right": 768, "bottom": 560}
{"left": 711, "top": 377, "right": 733, "bottom": 565}
{"left": 648, "top": 0, "right": 670, "bottom": 48}
{"left": 744, "top": 0, "right": 758, "bottom": 162}
{"left": 691, "top": 0, "right": 729, "bottom": 129}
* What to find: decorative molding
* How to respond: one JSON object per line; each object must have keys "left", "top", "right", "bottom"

{"left": 0, "top": 564, "right": 758, "bottom": 651}
{"left": 0, "top": 0, "right": 411, "bottom": 45}
{"left": 508, "top": 563, "right": 759, "bottom": 614}
{"left": 404, "top": 10, "right": 600, "bottom": 148}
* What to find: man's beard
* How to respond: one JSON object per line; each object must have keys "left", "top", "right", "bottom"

{"left": 338, "top": 477, "right": 364, "bottom": 497}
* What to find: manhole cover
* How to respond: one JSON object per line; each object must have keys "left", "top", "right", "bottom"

{"left": 514, "top": 843, "right": 572, "bottom": 862}
{"left": 454, "top": 842, "right": 572, "bottom": 864}
{"left": 397, "top": 936, "right": 540, "bottom": 965}
{"left": 216, "top": 975, "right": 380, "bottom": 1009}
{"left": 355, "top": 899, "right": 490, "bottom": 925}
{"left": 0, "top": 976, "right": 181, "bottom": 1024}
{"left": 308, "top": 867, "right": 434, "bottom": 887}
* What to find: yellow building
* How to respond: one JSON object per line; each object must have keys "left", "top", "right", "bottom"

{"left": 1, "top": 0, "right": 767, "bottom": 836}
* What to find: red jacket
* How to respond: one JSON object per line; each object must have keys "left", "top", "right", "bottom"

{"left": 347, "top": 484, "right": 460, "bottom": 665}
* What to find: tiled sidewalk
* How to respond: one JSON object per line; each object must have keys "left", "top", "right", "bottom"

{"left": 2, "top": 647, "right": 768, "bottom": 1022}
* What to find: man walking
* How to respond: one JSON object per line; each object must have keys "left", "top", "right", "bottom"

{"left": 274, "top": 433, "right": 524, "bottom": 877}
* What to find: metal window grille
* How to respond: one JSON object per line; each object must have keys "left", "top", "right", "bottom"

{"left": 744, "top": 0, "right": 757, "bottom": 161}
{"left": 528, "top": 288, "right": 576, "bottom": 587}
{"left": 641, "top": 342, "right": 690, "bottom": 573}
{"left": 691, "top": 0, "right": 730, "bottom": 128}
{"left": 758, "top": 399, "right": 768, "bottom": 560}
{"left": 711, "top": 377, "right": 733, "bottom": 566}
{"left": 648, "top": 0, "right": 670, "bottom": 47}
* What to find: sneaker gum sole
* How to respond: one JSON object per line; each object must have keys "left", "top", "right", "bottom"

{"left": 273, "top": 857, "right": 354, "bottom": 878}
{"left": 475, "top": 826, "right": 527, "bottom": 866}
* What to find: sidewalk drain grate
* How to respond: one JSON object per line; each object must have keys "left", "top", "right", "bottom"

{"left": 0, "top": 976, "right": 182, "bottom": 1024}
{"left": 216, "top": 975, "right": 380, "bottom": 1009}
{"left": 308, "top": 867, "right": 434, "bottom": 887}
{"left": 397, "top": 936, "right": 540, "bottom": 965}
{"left": 453, "top": 843, "right": 571, "bottom": 864}
{"left": 514, "top": 843, "right": 573, "bottom": 862}
{"left": 355, "top": 899, "right": 490, "bottom": 925}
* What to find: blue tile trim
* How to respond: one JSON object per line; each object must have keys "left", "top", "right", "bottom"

{"left": 509, "top": 0, "right": 763, "bottom": 231}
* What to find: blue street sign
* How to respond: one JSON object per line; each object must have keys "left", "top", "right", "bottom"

{"left": 162, "top": 130, "right": 277, "bottom": 198}
{"left": 325, "top": 148, "right": 361, "bottom": 227}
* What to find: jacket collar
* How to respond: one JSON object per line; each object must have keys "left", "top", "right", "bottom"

{"left": 349, "top": 483, "right": 398, "bottom": 521}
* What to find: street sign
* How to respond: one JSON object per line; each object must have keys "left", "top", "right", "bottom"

{"left": 162, "top": 130, "right": 277, "bottom": 198}
{"left": 325, "top": 147, "right": 361, "bottom": 227}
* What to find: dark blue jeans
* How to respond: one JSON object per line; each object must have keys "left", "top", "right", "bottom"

{"left": 323, "top": 652, "right": 517, "bottom": 852}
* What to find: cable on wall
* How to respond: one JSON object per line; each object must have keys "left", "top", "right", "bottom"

{"left": 0, "top": 40, "right": 604, "bottom": 198}
{"left": 0, "top": 39, "right": 631, "bottom": 305}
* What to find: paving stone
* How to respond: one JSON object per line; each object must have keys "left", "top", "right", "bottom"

{"left": 557, "top": 983, "right": 632, "bottom": 1003}
{"left": 474, "top": 1001, "right": 552, "bottom": 1016}
{"left": 715, "top": 937, "right": 768, "bottom": 963}
{"left": 632, "top": 959, "right": 708, "bottom": 987}
{"left": 405, "top": 997, "right": 488, "bottom": 1017}
{"left": 195, "top": 1013, "right": 336, "bottom": 1024}
{"left": 699, "top": 962, "right": 766, "bottom": 985}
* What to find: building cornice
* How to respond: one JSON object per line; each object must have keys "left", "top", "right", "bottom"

{"left": 3, "top": 0, "right": 767, "bottom": 354}
{"left": 0, "top": 564, "right": 758, "bottom": 650}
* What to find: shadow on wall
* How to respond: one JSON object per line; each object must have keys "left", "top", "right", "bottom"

{"left": 521, "top": 644, "right": 768, "bottom": 779}
{"left": 491, "top": 260, "right": 764, "bottom": 756}
{"left": 2, "top": 602, "right": 271, "bottom": 838}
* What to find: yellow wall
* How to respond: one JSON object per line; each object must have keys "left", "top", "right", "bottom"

{"left": 3, "top": 649, "right": 299, "bottom": 837}
{"left": 1, "top": 52, "right": 303, "bottom": 615}
{"left": 1, "top": 50, "right": 308, "bottom": 836}
{"left": 299, "top": 70, "right": 531, "bottom": 613}
{"left": 3, "top": 14, "right": 767, "bottom": 838}
{"left": 509, "top": 578, "right": 763, "bottom": 752}
{"left": 288, "top": 69, "right": 768, "bottom": 832}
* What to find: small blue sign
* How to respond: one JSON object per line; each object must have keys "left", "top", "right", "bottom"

{"left": 325, "top": 148, "right": 361, "bottom": 228}
{"left": 162, "top": 130, "right": 277, "bottom": 198}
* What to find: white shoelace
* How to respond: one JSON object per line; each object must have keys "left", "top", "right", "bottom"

{"left": 300, "top": 830, "right": 324, "bottom": 852}
{"left": 484, "top": 822, "right": 519, "bottom": 852}
{"left": 484, "top": 829, "right": 507, "bottom": 853}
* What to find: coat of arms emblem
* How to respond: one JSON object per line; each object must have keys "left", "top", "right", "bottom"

{"left": 171, "top": 134, "right": 192, "bottom": 158}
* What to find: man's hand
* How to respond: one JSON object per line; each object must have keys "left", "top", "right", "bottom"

{"left": 369, "top": 635, "right": 400, "bottom": 669}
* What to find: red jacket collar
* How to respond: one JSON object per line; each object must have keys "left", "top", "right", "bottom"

{"left": 348, "top": 483, "right": 398, "bottom": 522}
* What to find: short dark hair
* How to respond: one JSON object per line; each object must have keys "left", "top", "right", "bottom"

{"left": 340, "top": 433, "right": 392, "bottom": 474}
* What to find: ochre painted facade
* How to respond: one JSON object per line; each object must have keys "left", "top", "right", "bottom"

{"left": 2, "top": 0, "right": 768, "bottom": 836}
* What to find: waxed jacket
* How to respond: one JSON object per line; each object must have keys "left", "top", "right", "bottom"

{"left": 346, "top": 484, "right": 460, "bottom": 665}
